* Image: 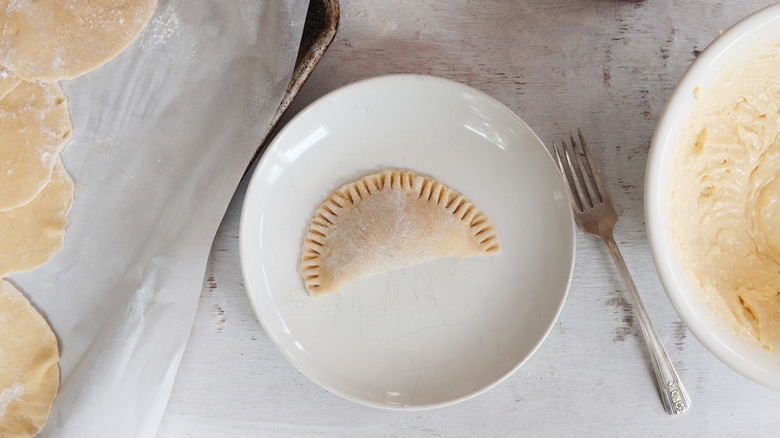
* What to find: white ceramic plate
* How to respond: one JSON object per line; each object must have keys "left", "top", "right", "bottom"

{"left": 646, "top": 4, "right": 780, "bottom": 391}
{"left": 240, "top": 75, "right": 575, "bottom": 409}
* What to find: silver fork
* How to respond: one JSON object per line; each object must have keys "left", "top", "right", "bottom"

{"left": 553, "top": 129, "right": 690, "bottom": 415}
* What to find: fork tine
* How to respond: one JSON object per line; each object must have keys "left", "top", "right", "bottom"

{"left": 569, "top": 133, "right": 598, "bottom": 208}
{"left": 578, "top": 128, "right": 611, "bottom": 204}
{"left": 552, "top": 140, "right": 565, "bottom": 175}
{"left": 553, "top": 141, "right": 582, "bottom": 212}
{"left": 561, "top": 137, "right": 589, "bottom": 211}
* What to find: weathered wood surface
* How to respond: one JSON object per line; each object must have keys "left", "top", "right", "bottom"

{"left": 158, "top": 1, "right": 780, "bottom": 436}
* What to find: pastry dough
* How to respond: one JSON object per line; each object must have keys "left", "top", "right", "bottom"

{"left": 0, "top": 80, "right": 71, "bottom": 212}
{"left": 0, "top": 0, "right": 157, "bottom": 81}
{"left": 0, "top": 279, "right": 59, "bottom": 437}
{"left": 299, "top": 170, "right": 500, "bottom": 297}
{"left": 0, "top": 68, "right": 19, "bottom": 101}
{"left": 0, "top": 159, "right": 74, "bottom": 278}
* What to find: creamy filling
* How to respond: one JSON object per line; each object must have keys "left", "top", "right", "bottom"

{"left": 669, "top": 49, "right": 780, "bottom": 350}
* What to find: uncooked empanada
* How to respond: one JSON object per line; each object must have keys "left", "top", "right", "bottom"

{"left": 299, "top": 170, "right": 500, "bottom": 297}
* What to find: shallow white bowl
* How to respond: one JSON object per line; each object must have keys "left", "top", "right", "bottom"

{"left": 240, "top": 75, "right": 575, "bottom": 409}
{"left": 646, "top": 3, "right": 780, "bottom": 391}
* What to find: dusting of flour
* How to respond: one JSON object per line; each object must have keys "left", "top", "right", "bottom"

{"left": 0, "top": 382, "right": 23, "bottom": 421}
{"left": 140, "top": 4, "right": 180, "bottom": 47}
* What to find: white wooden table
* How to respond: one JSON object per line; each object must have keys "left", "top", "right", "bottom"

{"left": 158, "top": 1, "right": 780, "bottom": 435}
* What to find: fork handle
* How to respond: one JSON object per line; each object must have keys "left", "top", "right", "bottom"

{"left": 603, "top": 233, "right": 691, "bottom": 415}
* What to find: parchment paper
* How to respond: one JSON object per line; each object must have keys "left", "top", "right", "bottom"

{"left": 6, "top": 1, "right": 308, "bottom": 436}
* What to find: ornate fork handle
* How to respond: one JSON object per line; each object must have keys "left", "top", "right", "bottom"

{"left": 604, "top": 233, "right": 690, "bottom": 415}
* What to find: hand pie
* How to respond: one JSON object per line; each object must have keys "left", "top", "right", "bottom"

{"left": 299, "top": 170, "right": 500, "bottom": 297}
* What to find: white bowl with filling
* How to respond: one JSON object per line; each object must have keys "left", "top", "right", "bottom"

{"left": 646, "top": 3, "right": 780, "bottom": 390}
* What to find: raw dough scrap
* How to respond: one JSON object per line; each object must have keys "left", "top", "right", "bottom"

{"left": 299, "top": 170, "right": 500, "bottom": 297}
{"left": 0, "top": 159, "right": 74, "bottom": 278}
{"left": 0, "top": 80, "right": 71, "bottom": 212}
{"left": 0, "top": 279, "right": 59, "bottom": 438}
{"left": 0, "top": 0, "right": 157, "bottom": 81}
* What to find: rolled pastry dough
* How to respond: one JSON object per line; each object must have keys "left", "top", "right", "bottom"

{"left": 0, "top": 0, "right": 157, "bottom": 81}
{"left": 0, "top": 67, "right": 19, "bottom": 101}
{"left": 0, "top": 159, "right": 74, "bottom": 278}
{"left": 0, "top": 279, "right": 59, "bottom": 438}
{"left": 0, "top": 80, "right": 71, "bottom": 212}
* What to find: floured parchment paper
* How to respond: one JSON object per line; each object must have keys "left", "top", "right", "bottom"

{"left": 7, "top": 1, "right": 308, "bottom": 436}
